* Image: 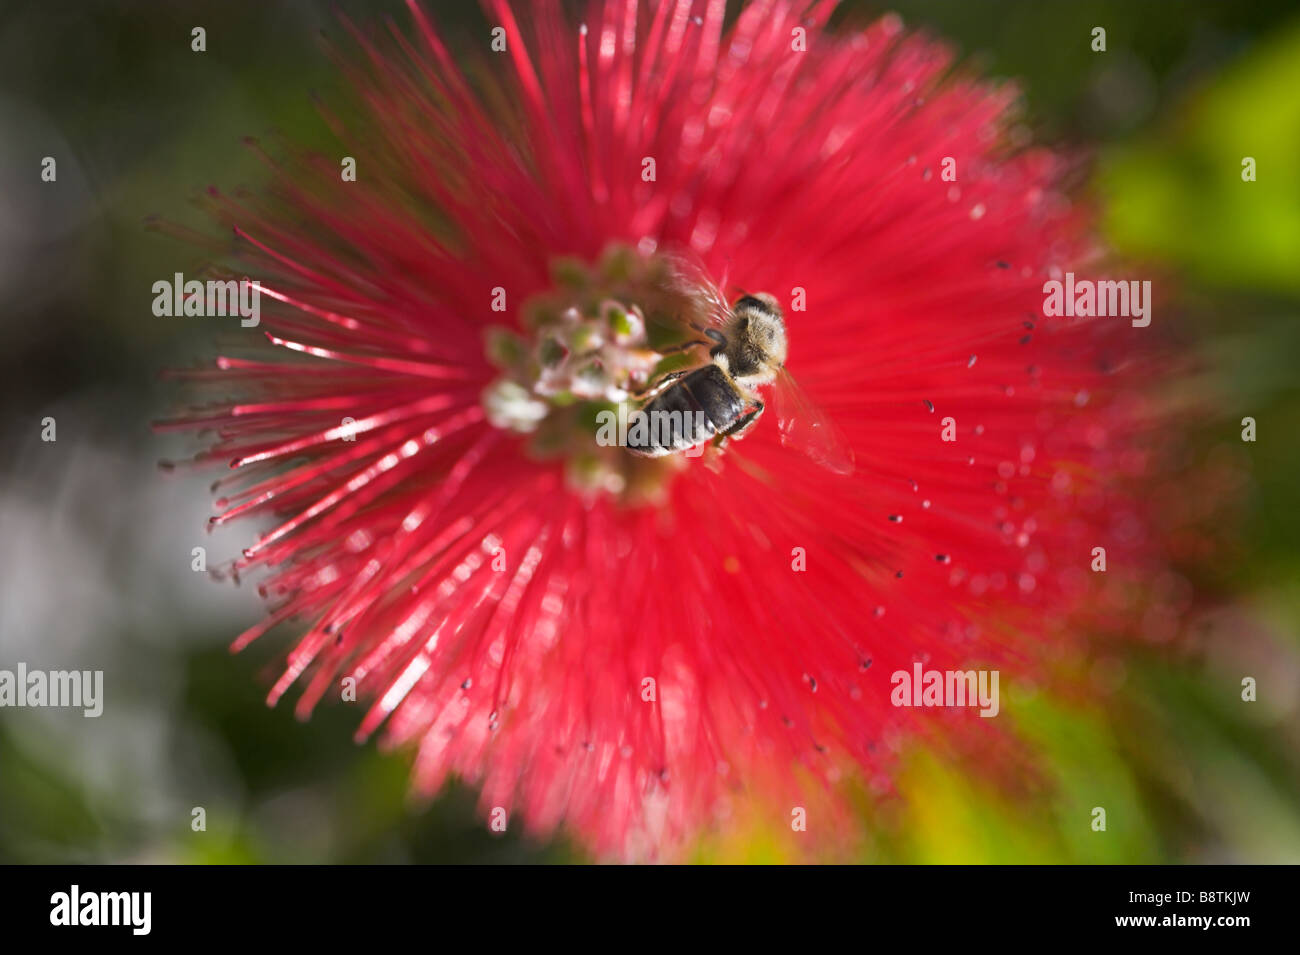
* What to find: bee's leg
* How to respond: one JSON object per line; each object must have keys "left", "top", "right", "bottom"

{"left": 655, "top": 339, "right": 708, "bottom": 356}
{"left": 633, "top": 368, "right": 689, "bottom": 399}
{"left": 714, "top": 398, "right": 764, "bottom": 450}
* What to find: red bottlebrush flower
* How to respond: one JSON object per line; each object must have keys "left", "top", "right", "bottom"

{"left": 162, "top": 0, "right": 1163, "bottom": 859}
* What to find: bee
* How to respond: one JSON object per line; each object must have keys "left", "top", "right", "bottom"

{"left": 626, "top": 287, "right": 854, "bottom": 474}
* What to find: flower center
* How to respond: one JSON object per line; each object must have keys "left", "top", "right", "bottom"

{"left": 481, "top": 245, "right": 720, "bottom": 501}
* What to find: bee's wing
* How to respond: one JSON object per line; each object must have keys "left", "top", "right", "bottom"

{"left": 659, "top": 250, "right": 731, "bottom": 330}
{"left": 771, "top": 368, "right": 856, "bottom": 475}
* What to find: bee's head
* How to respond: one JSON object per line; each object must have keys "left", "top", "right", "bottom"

{"left": 731, "top": 292, "right": 788, "bottom": 370}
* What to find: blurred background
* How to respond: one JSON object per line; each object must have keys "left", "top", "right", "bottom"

{"left": 1, "top": 0, "right": 1297, "bottom": 863}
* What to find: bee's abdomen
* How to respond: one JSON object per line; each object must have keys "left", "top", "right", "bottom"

{"left": 687, "top": 364, "right": 747, "bottom": 429}
{"left": 627, "top": 365, "right": 744, "bottom": 456}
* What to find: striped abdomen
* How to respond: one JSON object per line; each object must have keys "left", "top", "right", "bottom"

{"left": 626, "top": 364, "right": 746, "bottom": 456}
